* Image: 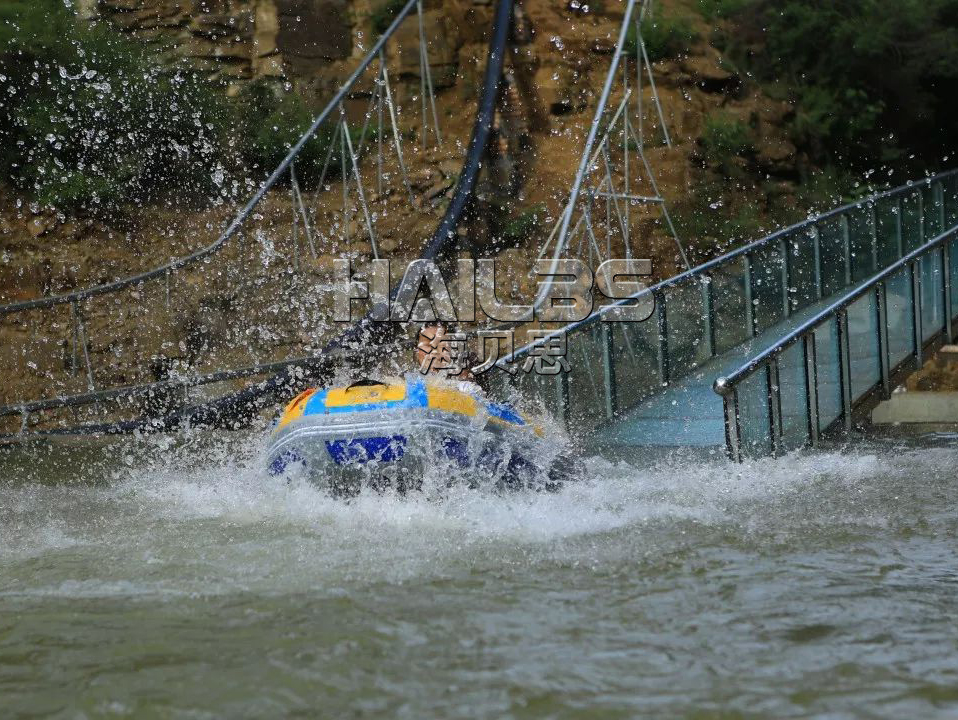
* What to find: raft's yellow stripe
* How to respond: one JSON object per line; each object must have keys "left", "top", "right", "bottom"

{"left": 486, "top": 410, "right": 544, "bottom": 436}
{"left": 427, "top": 385, "right": 477, "bottom": 417}
{"left": 325, "top": 383, "right": 406, "bottom": 407}
{"left": 277, "top": 388, "right": 316, "bottom": 429}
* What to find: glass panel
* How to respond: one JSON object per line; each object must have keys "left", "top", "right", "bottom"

{"left": 944, "top": 176, "right": 958, "bottom": 230}
{"left": 483, "top": 368, "right": 513, "bottom": 404}
{"left": 950, "top": 236, "right": 958, "bottom": 323}
{"left": 923, "top": 183, "right": 944, "bottom": 238}
{"left": 611, "top": 320, "right": 661, "bottom": 413}
{"left": 750, "top": 244, "right": 787, "bottom": 333}
{"left": 847, "top": 292, "right": 880, "bottom": 402}
{"left": 712, "top": 258, "right": 750, "bottom": 353}
{"left": 813, "top": 318, "right": 842, "bottom": 432}
{"left": 778, "top": 342, "right": 809, "bottom": 451}
{"left": 885, "top": 268, "right": 915, "bottom": 367}
{"left": 818, "top": 218, "right": 848, "bottom": 297}
{"left": 664, "top": 279, "right": 709, "bottom": 379}
{"left": 875, "top": 197, "right": 902, "bottom": 268}
{"left": 787, "top": 227, "right": 819, "bottom": 313}
{"left": 901, "top": 190, "right": 923, "bottom": 253}
{"left": 920, "top": 250, "right": 945, "bottom": 342}
{"left": 566, "top": 325, "right": 607, "bottom": 428}
{"left": 737, "top": 368, "right": 771, "bottom": 457}
{"left": 511, "top": 355, "right": 560, "bottom": 420}
{"left": 848, "top": 205, "right": 877, "bottom": 282}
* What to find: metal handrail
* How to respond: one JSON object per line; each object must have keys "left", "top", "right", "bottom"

{"left": 713, "top": 224, "right": 958, "bottom": 396}
{"left": 0, "top": 0, "right": 420, "bottom": 316}
{"left": 507, "top": 169, "right": 958, "bottom": 364}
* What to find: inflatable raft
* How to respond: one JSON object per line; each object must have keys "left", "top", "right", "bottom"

{"left": 267, "top": 375, "right": 565, "bottom": 494}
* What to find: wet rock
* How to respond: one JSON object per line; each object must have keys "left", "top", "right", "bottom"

{"left": 277, "top": 0, "right": 351, "bottom": 62}
{"left": 438, "top": 158, "right": 462, "bottom": 179}
{"left": 590, "top": 38, "right": 616, "bottom": 55}
{"left": 191, "top": 12, "right": 248, "bottom": 40}
{"left": 385, "top": 9, "right": 460, "bottom": 88}
{"left": 534, "top": 62, "right": 591, "bottom": 115}
{"left": 755, "top": 137, "right": 797, "bottom": 175}
{"left": 409, "top": 168, "right": 438, "bottom": 191}
{"left": 681, "top": 49, "right": 741, "bottom": 95}
{"left": 27, "top": 215, "right": 56, "bottom": 239}
{"left": 424, "top": 181, "right": 453, "bottom": 202}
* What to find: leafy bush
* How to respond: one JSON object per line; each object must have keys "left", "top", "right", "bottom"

{"left": 0, "top": 0, "right": 233, "bottom": 213}
{"left": 712, "top": 0, "right": 958, "bottom": 170}
{"left": 624, "top": 14, "right": 698, "bottom": 61}
{"left": 696, "top": 0, "right": 750, "bottom": 20}
{"left": 236, "top": 80, "right": 371, "bottom": 187}
{"left": 370, "top": 0, "right": 409, "bottom": 35}
{"left": 502, "top": 204, "right": 547, "bottom": 244}
{"left": 699, "top": 113, "right": 754, "bottom": 176}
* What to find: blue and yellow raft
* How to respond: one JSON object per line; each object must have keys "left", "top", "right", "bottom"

{"left": 267, "top": 375, "right": 558, "bottom": 492}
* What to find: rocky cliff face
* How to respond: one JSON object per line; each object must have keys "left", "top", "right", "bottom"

{"left": 79, "top": 0, "right": 356, "bottom": 95}
{"left": 1, "top": 0, "right": 813, "bottom": 416}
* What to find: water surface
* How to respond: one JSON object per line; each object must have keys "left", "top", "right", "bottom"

{"left": 1, "top": 435, "right": 957, "bottom": 718}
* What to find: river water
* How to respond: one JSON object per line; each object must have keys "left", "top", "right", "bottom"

{"left": 1, "top": 434, "right": 957, "bottom": 718}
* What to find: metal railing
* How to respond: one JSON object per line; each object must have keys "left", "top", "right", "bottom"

{"left": 494, "top": 170, "right": 958, "bottom": 436}
{"left": 713, "top": 223, "right": 958, "bottom": 461}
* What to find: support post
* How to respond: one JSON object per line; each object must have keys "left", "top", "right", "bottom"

{"left": 812, "top": 224, "right": 823, "bottom": 299}
{"left": 896, "top": 197, "right": 904, "bottom": 258}
{"left": 842, "top": 214, "right": 852, "bottom": 286}
{"left": 936, "top": 181, "right": 946, "bottom": 234}
{"left": 767, "top": 360, "right": 783, "bottom": 455}
{"left": 556, "top": 371, "right": 570, "bottom": 430}
{"left": 701, "top": 274, "right": 716, "bottom": 358}
{"left": 870, "top": 203, "right": 879, "bottom": 272}
{"left": 780, "top": 238, "right": 790, "bottom": 317}
{"left": 72, "top": 300, "right": 95, "bottom": 392}
{"left": 947, "top": 239, "right": 956, "bottom": 341}
{"left": 723, "top": 392, "right": 741, "bottom": 462}
{"left": 918, "top": 188, "right": 925, "bottom": 245}
{"left": 877, "top": 283, "right": 891, "bottom": 399}
{"left": 743, "top": 253, "right": 756, "bottom": 337}
{"left": 655, "top": 290, "right": 669, "bottom": 385}
{"left": 803, "top": 333, "right": 820, "bottom": 447}
{"left": 380, "top": 58, "right": 415, "bottom": 205}
{"left": 601, "top": 322, "right": 617, "bottom": 420}
{"left": 837, "top": 309, "right": 853, "bottom": 432}
{"left": 911, "top": 260, "right": 924, "bottom": 366}
{"left": 341, "top": 108, "right": 380, "bottom": 259}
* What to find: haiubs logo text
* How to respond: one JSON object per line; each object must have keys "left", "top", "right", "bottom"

{"left": 334, "top": 258, "right": 655, "bottom": 325}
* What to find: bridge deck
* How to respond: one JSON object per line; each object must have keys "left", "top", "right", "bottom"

{"left": 596, "top": 294, "right": 841, "bottom": 448}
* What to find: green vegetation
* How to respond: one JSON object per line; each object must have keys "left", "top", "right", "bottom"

{"left": 696, "top": 0, "right": 749, "bottom": 21}
{"left": 624, "top": 13, "right": 698, "bottom": 61}
{"left": 0, "top": 0, "right": 232, "bottom": 213}
{"left": 677, "top": 115, "right": 861, "bottom": 259}
{"left": 235, "top": 80, "right": 369, "bottom": 188}
{"left": 698, "top": 113, "right": 754, "bottom": 177}
{"left": 502, "top": 204, "right": 547, "bottom": 244}
{"left": 370, "top": 0, "right": 408, "bottom": 35}
{"left": 675, "top": 0, "right": 958, "bottom": 258}
{"left": 0, "top": 2, "right": 373, "bottom": 214}
{"left": 703, "top": 0, "right": 958, "bottom": 171}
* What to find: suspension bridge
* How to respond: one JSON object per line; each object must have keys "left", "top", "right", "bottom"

{"left": 2, "top": 0, "right": 957, "bottom": 462}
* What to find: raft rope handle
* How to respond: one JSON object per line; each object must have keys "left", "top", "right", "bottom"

{"left": 346, "top": 379, "right": 389, "bottom": 391}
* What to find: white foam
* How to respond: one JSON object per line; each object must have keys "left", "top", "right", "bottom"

{"left": 2, "top": 435, "right": 954, "bottom": 597}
